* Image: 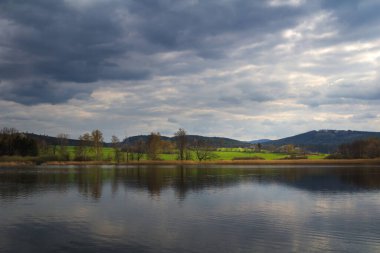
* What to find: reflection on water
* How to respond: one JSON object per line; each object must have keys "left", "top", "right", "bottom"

{"left": 1, "top": 165, "right": 380, "bottom": 252}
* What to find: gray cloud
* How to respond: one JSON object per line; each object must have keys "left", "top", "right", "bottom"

{"left": 0, "top": 0, "right": 150, "bottom": 104}
{"left": 0, "top": 80, "right": 90, "bottom": 105}
{"left": 327, "top": 82, "right": 380, "bottom": 101}
{"left": 0, "top": 0, "right": 307, "bottom": 105}
{"left": 1, "top": 0, "right": 380, "bottom": 139}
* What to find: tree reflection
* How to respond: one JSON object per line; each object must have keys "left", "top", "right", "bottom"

{"left": 1, "top": 166, "right": 380, "bottom": 201}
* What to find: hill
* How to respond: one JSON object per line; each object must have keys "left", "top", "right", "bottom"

{"left": 25, "top": 133, "right": 248, "bottom": 148}
{"left": 26, "top": 133, "right": 83, "bottom": 146}
{"left": 123, "top": 135, "right": 248, "bottom": 148}
{"left": 249, "top": 139, "right": 271, "bottom": 144}
{"left": 24, "top": 130, "right": 380, "bottom": 153}
{"left": 264, "top": 130, "right": 380, "bottom": 153}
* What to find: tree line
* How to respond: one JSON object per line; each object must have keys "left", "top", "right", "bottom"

{"left": 70, "top": 128, "right": 217, "bottom": 162}
{"left": 111, "top": 128, "right": 216, "bottom": 162}
{"left": 329, "top": 138, "right": 380, "bottom": 159}
{"left": 3, "top": 126, "right": 380, "bottom": 161}
{"left": 0, "top": 127, "right": 217, "bottom": 162}
{"left": 0, "top": 128, "right": 38, "bottom": 156}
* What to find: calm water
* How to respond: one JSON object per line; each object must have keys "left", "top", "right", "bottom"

{"left": 1, "top": 165, "right": 380, "bottom": 253}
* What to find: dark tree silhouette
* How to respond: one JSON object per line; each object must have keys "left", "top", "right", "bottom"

{"left": 146, "top": 132, "right": 161, "bottom": 160}
{"left": 175, "top": 128, "right": 187, "bottom": 160}
{"left": 0, "top": 128, "right": 38, "bottom": 156}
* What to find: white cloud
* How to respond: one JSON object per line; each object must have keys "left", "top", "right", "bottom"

{"left": 268, "top": 0, "right": 304, "bottom": 7}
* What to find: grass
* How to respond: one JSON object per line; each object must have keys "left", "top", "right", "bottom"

{"left": 66, "top": 146, "right": 115, "bottom": 160}
{"left": 1, "top": 146, "right": 328, "bottom": 164}
{"left": 63, "top": 146, "right": 328, "bottom": 161}
{"left": 213, "top": 151, "right": 286, "bottom": 160}
{"left": 307, "top": 154, "right": 329, "bottom": 159}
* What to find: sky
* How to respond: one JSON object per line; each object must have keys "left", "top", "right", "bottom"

{"left": 1, "top": 0, "right": 380, "bottom": 141}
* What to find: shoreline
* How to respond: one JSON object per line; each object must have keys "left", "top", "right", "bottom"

{"left": 1, "top": 159, "right": 380, "bottom": 167}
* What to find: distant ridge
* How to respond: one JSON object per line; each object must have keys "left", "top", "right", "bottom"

{"left": 248, "top": 139, "right": 271, "bottom": 144}
{"left": 26, "top": 133, "right": 83, "bottom": 146}
{"left": 265, "top": 130, "right": 380, "bottom": 153}
{"left": 123, "top": 135, "right": 248, "bottom": 148}
{"left": 24, "top": 130, "right": 380, "bottom": 153}
{"left": 25, "top": 133, "right": 249, "bottom": 148}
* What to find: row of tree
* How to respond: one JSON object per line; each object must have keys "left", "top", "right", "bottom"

{"left": 110, "top": 129, "right": 216, "bottom": 162}
{"left": 0, "top": 128, "right": 38, "bottom": 156}
{"left": 50, "top": 128, "right": 216, "bottom": 162}
{"left": 73, "top": 130, "right": 104, "bottom": 161}
{"left": 333, "top": 138, "right": 380, "bottom": 159}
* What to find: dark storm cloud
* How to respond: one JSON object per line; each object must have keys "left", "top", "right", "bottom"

{"left": 129, "top": 0, "right": 305, "bottom": 51}
{"left": 0, "top": 80, "right": 89, "bottom": 105}
{"left": 0, "top": 0, "right": 308, "bottom": 105}
{"left": 2, "top": 0, "right": 380, "bottom": 139}
{"left": 0, "top": 0, "right": 150, "bottom": 104}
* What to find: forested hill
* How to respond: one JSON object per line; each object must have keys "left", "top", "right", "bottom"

{"left": 25, "top": 133, "right": 249, "bottom": 148}
{"left": 122, "top": 135, "right": 249, "bottom": 148}
{"left": 26, "top": 133, "right": 83, "bottom": 146}
{"left": 265, "top": 130, "right": 380, "bottom": 153}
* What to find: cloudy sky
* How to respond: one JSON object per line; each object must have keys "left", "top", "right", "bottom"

{"left": 1, "top": 0, "right": 380, "bottom": 141}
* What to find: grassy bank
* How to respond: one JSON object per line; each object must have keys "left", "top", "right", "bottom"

{"left": 0, "top": 146, "right": 330, "bottom": 166}
{"left": 64, "top": 146, "right": 327, "bottom": 161}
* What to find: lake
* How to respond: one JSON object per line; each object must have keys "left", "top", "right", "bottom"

{"left": 1, "top": 165, "right": 380, "bottom": 253}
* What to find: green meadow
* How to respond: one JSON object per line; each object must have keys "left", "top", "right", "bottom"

{"left": 65, "top": 146, "right": 327, "bottom": 161}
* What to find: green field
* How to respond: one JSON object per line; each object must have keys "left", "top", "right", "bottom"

{"left": 307, "top": 154, "right": 328, "bottom": 159}
{"left": 66, "top": 146, "right": 115, "bottom": 160}
{"left": 63, "top": 146, "right": 327, "bottom": 161}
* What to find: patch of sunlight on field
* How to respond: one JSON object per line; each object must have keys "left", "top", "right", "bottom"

{"left": 66, "top": 146, "right": 327, "bottom": 161}
{"left": 67, "top": 146, "right": 115, "bottom": 160}
{"left": 307, "top": 154, "right": 328, "bottom": 160}
{"left": 159, "top": 154, "right": 177, "bottom": 160}
{"left": 214, "top": 151, "right": 287, "bottom": 160}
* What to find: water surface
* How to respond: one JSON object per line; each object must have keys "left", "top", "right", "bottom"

{"left": 1, "top": 165, "right": 380, "bottom": 252}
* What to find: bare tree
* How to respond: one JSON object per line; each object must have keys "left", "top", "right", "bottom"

{"left": 75, "top": 132, "right": 92, "bottom": 161}
{"left": 91, "top": 129, "right": 104, "bottom": 160}
{"left": 82, "top": 133, "right": 91, "bottom": 159}
{"left": 37, "top": 139, "right": 49, "bottom": 155}
{"left": 255, "top": 143, "right": 262, "bottom": 152}
{"left": 111, "top": 135, "right": 121, "bottom": 163}
{"left": 0, "top": 127, "right": 38, "bottom": 156}
{"left": 336, "top": 138, "right": 380, "bottom": 159}
{"left": 191, "top": 139, "right": 217, "bottom": 161}
{"left": 161, "top": 140, "right": 175, "bottom": 154}
{"left": 131, "top": 139, "right": 145, "bottom": 161}
{"left": 75, "top": 136, "right": 85, "bottom": 161}
{"left": 146, "top": 132, "right": 161, "bottom": 160}
{"left": 0, "top": 127, "right": 18, "bottom": 155}
{"left": 284, "top": 144, "right": 295, "bottom": 154}
{"left": 120, "top": 136, "right": 130, "bottom": 162}
{"left": 57, "top": 133, "right": 69, "bottom": 160}
{"left": 175, "top": 128, "right": 187, "bottom": 160}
